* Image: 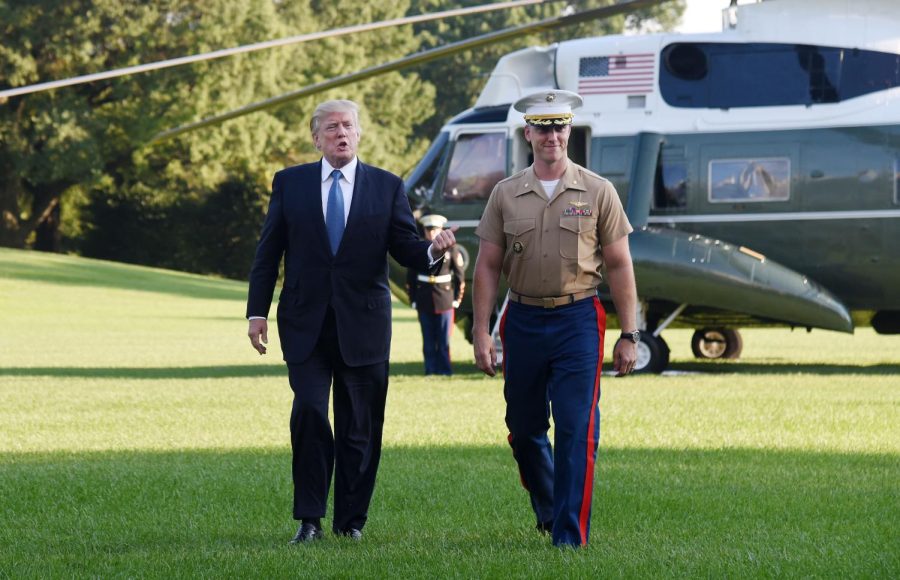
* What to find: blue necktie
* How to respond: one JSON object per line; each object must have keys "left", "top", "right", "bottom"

{"left": 326, "top": 169, "right": 345, "bottom": 254}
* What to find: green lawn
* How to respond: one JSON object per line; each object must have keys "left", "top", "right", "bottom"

{"left": 1, "top": 247, "right": 898, "bottom": 578}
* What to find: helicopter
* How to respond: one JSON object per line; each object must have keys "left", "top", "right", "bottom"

{"left": 149, "top": 0, "right": 899, "bottom": 372}
{"left": 394, "top": 0, "right": 900, "bottom": 372}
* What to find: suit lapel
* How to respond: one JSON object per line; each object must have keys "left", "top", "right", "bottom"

{"left": 308, "top": 160, "right": 331, "bottom": 252}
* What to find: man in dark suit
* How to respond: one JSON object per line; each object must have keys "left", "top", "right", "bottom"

{"left": 246, "top": 99, "right": 457, "bottom": 544}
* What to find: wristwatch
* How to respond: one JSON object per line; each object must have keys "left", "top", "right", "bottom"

{"left": 619, "top": 330, "right": 640, "bottom": 344}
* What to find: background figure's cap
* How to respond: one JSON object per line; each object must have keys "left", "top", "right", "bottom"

{"left": 513, "top": 90, "right": 583, "bottom": 126}
{"left": 420, "top": 214, "right": 448, "bottom": 229}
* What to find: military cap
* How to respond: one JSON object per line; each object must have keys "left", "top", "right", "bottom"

{"left": 419, "top": 214, "right": 448, "bottom": 229}
{"left": 513, "top": 89, "right": 584, "bottom": 126}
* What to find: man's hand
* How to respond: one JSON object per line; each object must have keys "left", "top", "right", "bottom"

{"left": 612, "top": 338, "right": 637, "bottom": 377}
{"left": 429, "top": 225, "right": 459, "bottom": 255}
{"left": 473, "top": 329, "right": 497, "bottom": 377}
{"left": 248, "top": 319, "right": 268, "bottom": 355}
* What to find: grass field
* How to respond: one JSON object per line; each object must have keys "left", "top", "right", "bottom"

{"left": 1, "top": 247, "right": 898, "bottom": 578}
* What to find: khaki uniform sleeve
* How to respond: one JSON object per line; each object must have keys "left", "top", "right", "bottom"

{"left": 475, "top": 185, "right": 506, "bottom": 247}
{"left": 597, "top": 181, "right": 633, "bottom": 247}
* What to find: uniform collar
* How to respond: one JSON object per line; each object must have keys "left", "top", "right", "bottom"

{"left": 515, "top": 161, "right": 586, "bottom": 197}
{"left": 321, "top": 156, "right": 358, "bottom": 184}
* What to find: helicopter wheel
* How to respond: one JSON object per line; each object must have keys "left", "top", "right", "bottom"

{"left": 633, "top": 333, "right": 670, "bottom": 374}
{"left": 691, "top": 328, "right": 743, "bottom": 360}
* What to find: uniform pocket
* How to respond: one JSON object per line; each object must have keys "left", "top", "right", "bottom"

{"left": 559, "top": 216, "right": 598, "bottom": 259}
{"left": 503, "top": 218, "right": 536, "bottom": 260}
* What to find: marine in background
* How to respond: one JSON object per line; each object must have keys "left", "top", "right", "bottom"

{"left": 406, "top": 214, "right": 466, "bottom": 376}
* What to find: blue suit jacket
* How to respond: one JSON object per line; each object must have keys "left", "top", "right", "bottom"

{"left": 246, "top": 160, "right": 432, "bottom": 366}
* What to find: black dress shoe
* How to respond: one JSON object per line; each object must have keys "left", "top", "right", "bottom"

{"left": 337, "top": 527, "right": 363, "bottom": 541}
{"left": 289, "top": 522, "right": 324, "bottom": 545}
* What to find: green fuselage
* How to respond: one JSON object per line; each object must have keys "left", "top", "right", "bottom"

{"left": 601, "top": 125, "right": 900, "bottom": 313}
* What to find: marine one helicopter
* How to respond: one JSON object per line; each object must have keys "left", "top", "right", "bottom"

{"left": 152, "top": 0, "right": 899, "bottom": 372}
{"left": 398, "top": 0, "right": 900, "bottom": 372}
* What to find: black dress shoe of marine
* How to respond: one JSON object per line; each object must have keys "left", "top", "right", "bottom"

{"left": 337, "top": 527, "right": 363, "bottom": 541}
{"left": 289, "top": 523, "right": 324, "bottom": 545}
{"left": 536, "top": 520, "right": 553, "bottom": 535}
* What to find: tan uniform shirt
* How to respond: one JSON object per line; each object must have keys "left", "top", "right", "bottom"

{"left": 475, "top": 161, "right": 632, "bottom": 297}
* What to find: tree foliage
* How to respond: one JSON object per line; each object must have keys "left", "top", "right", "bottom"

{"left": 0, "top": 0, "right": 681, "bottom": 278}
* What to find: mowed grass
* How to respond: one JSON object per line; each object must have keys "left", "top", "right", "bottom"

{"left": 0, "top": 247, "right": 898, "bottom": 578}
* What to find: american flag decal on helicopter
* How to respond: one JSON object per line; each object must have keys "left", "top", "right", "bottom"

{"left": 577, "top": 53, "right": 655, "bottom": 95}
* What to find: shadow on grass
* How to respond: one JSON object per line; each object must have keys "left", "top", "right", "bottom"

{"left": 664, "top": 361, "right": 900, "bottom": 375}
{"left": 0, "top": 445, "right": 896, "bottom": 577}
{"left": 0, "top": 365, "right": 288, "bottom": 379}
{"left": 0, "top": 361, "right": 484, "bottom": 379}
{"left": 4, "top": 359, "right": 897, "bottom": 379}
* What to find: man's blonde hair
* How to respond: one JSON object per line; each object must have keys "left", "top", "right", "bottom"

{"left": 309, "top": 100, "right": 362, "bottom": 135}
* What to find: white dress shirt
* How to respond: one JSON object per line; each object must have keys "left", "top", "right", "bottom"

{"left": 322, "top": 156, "right": 357, "bottom": 226}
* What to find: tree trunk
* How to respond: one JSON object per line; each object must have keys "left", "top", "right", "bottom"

{"left": 34, "top": 201, "right": 61, "bottom": 252}
{"left": 0, "top": 160, "right": 24, "bottom": 248}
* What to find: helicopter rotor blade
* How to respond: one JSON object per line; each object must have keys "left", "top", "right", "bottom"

{"left": 153, "top": 0, "right": 671, "bottom": 142}
{"left": 0, "top": 0, "right": 571, "bottom": 102}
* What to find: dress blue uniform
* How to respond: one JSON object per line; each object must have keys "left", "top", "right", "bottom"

{"left": 475, "top": 90, "right": 634, "bottom": 547}
{"left": 407, "top": 215, "right": 466, "bottom": 375}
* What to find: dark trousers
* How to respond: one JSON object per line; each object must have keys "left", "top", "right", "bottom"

{"left": 418, "top": 309, "right": 454, "bottom": 375}
{"left": 500, "top": 296, "right": 606, "bottom": 547}
{"left": 286, "top": 308, "right": 389, "bottom": 532}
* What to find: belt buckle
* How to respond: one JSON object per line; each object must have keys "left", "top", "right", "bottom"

{"left": 428, "top": 275, "right": 436, "bottom": 283}
{"left": 542, "top": 297, "right": 555, "bottom": 309}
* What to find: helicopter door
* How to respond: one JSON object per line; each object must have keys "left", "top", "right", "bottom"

{"left": 652, "top": 146, "right": 689, "bottom": 214}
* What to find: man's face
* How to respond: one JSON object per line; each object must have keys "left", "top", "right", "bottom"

{"left": 524, "top": 124, "right": 570, "bottom": 165}
{"left": 313, "top": 111, "right": 360, "bottom": 168}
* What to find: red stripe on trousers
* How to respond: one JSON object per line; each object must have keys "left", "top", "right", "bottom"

{"left": 448, "top": 308, "right": 454, "bottom": 363}
{"left": 579, "top": 297, "right": 606, "bottom": 545}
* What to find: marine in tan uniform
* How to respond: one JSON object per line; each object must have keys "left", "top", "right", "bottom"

{"left": 471, "top": 89, "right": 639, "bottom": 547}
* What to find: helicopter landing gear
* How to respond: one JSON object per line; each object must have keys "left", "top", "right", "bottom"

{"left": 634, "top": 333, "right": 670, "bottom": 374}
{"left": 691, "top": 327, "right": 743, "bottom": 360}
{"left": 630, "top": 301, "right": 682, "bottom": 375}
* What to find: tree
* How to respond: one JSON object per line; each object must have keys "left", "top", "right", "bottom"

{"left": 0, "top": 0, "right": 434, "bottom": 265}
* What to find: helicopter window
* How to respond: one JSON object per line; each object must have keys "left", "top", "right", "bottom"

{"left": 654, "top": 159, "right": 687, "bottom": 210}
{"left": 708, "top": 158, "right": 790, "bottom": 203}
{"left": 841, "top": 48, "right": 900, "bottom": 101}
{"left": 405, "top": 131, "right": 450, "bottom": 202}
{"left": 663, "top": 43, "right": 707, "bottom": 81}
{"left": 443, "top": 132, "right": 507, "bottom": 203}
{"left": 660, "top": 43, "right": 900, "bottom": 108}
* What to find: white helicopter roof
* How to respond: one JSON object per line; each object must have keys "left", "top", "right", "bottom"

{"left": 473, "top": 0, "right": 900, "bottom": 135}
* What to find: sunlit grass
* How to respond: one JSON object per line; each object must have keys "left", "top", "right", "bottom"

{"left": 1, "top": 248, "right": 898, "bottom": 577}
